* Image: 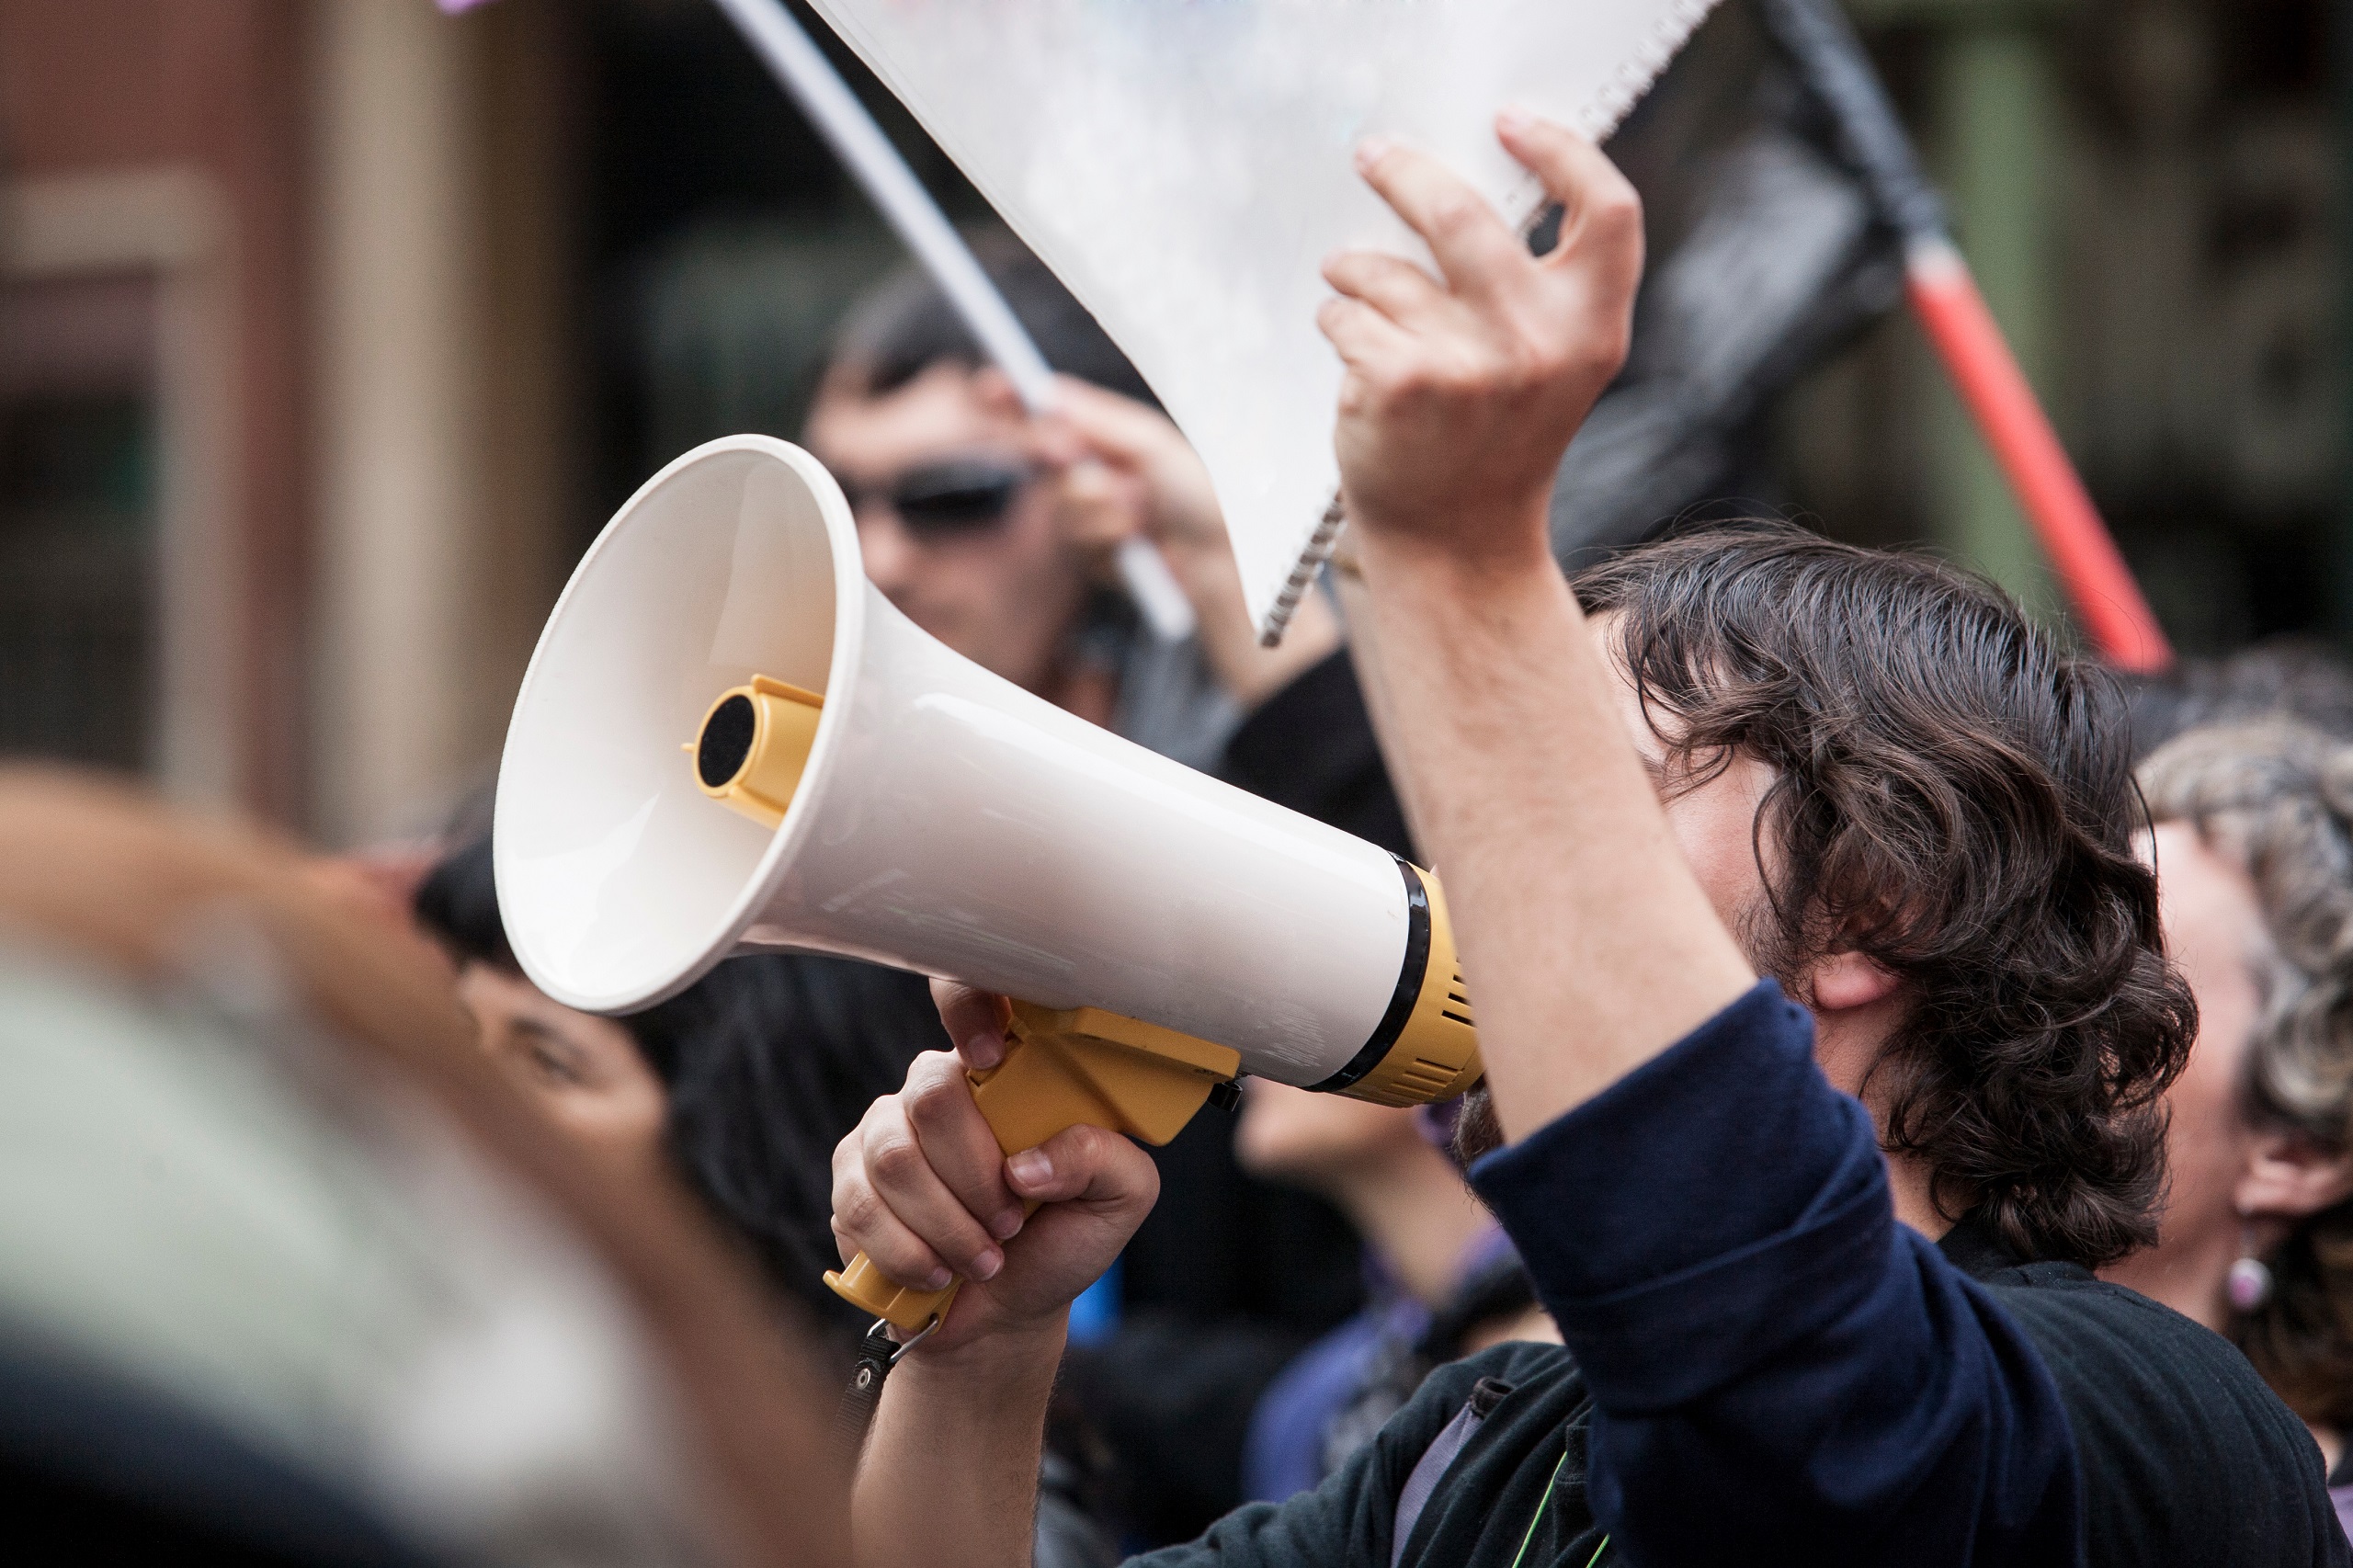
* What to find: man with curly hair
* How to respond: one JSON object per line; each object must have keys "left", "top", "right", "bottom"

{"left": 828, "top": 116, "right": 2347, "bottom": 1565}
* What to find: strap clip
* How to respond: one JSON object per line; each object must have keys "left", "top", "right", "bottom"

{"left": 832, "top": 1312, "right": 939, "bottom": 1460}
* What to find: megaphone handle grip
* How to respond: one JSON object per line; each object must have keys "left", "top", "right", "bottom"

{"left": 824, "top": 1248, "right": 969, "bottom": 1332}
{"left": 824, "top": 1003, "right": 1240, "bottom": 1334}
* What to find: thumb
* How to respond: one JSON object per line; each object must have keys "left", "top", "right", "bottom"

{"left": 931, "top": 979, "right": 1013, "bottom": 1071}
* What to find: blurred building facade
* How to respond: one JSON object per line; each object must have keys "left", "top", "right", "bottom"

{"left": 0, "top": 0, "right": 575, "bottom": 841}
{"left": 0, "top": 2, "right": 309, "bottom": 819}
{"left": 0, "top": 0, "right": 2344, "bottom": 842}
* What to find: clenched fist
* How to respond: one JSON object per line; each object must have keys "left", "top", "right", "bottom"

{"left": 829, "top": 981, "right": 1161, "bottom": 1350}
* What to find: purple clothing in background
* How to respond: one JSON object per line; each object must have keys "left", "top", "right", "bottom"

{"left": 1241, "top": 1228, "right": 1518, "bottom": 1502}
{"left": 1241, "top": 1289, "right": 1427, "bottom": 1504}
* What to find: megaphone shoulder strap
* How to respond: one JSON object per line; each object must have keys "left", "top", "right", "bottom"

{"left": 832, "top": 1313, "right": 938, "bottom": 1461}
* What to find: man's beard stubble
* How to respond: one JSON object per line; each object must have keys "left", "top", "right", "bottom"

{"left": 1450, "top": 1083, "right": 1506, "bottom": 1165}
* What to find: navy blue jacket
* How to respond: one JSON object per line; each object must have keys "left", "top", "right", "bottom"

{"left": 1134, "top": 983, "right": 2345, "bottom": 1565}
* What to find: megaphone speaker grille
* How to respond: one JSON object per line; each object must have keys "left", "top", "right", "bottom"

{"left": 696, "top": 695, "right": 756, "bottom": 789}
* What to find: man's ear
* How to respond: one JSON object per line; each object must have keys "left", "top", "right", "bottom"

{"left": 1806, "top": 949, "right": 1901, "bottom": 1015}
{"left": 2237, "top": 1128, "right": 2353, "bottom": 1221}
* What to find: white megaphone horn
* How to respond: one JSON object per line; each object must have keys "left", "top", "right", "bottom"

{"left": 494, "top": 436, "right": 1481, "bottom": 1330}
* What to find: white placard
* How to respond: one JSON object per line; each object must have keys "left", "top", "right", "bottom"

{"left": 804, "top": 0, "right": 1720, "bottom": 639}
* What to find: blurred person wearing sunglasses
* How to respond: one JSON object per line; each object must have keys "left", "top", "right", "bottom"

{"left": 804, "top": 236, "right": 1343, "bottom": 774}
{"left": 805, "top": 241, "right": 1423, "bottom": 1546}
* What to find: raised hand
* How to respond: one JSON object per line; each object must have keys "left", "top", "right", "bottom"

{"left": 1318, "top": 111, "right": 1643, "bottom": 574}
{"left": 1033, "top": 374, "right": 1229, "bottom": 559}
{"left": 1033, "top": 374, "right": 1343, "bottom": 705}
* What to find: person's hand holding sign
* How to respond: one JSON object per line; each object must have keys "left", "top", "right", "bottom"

{"left": 1317, "top": 114, "right": 1750, "bottom": 1141}
{"left": 1318, "top": 112, "right": 1643, "bottom": 577}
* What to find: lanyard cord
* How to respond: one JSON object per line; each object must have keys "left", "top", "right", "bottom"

{"left": 1506, "top": 1451, "right": 1566, "bottom": 1568}
{"left": 1502, "top": 1449, "right": 1608, "bottom": 1568}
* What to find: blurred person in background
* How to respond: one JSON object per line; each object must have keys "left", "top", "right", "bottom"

{"left": 2107, "top": 720, "right": 2353, "bottom": 1536}
{"left": 1231, "top": 1085, "right": 1551, "bottom": 1503}
{"left": 412, "top": 835, "right": 1120, "bottom": 1568}
{"left": 2127, "top": 640, "right": 2353, "bottom": 761}
{"left": 413, "top": 835, "right": 938, "bottom": 1343}
{"left": 809, "top": 241, "right": 1421, "bottom": 1544}
{"left": 806, "top": 238, "right": 1345, "bottom": 773}
{"left": 0, "top": 768, "right": 844, "bottom": 1568}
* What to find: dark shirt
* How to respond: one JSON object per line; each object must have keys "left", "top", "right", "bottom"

{"left": 1215, "top": 645, "right": 1415, "bottom": 859}
{"left": 1134, "top": 983, "right": 2346, "bottom": 1566}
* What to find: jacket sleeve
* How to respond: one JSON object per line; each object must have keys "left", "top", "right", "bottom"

{"left": 1124, "top": 1355, "right": 1492, "bottom": 1568}
{"left": 1466, "top": 982, "right": 2081, "bottom": 1568}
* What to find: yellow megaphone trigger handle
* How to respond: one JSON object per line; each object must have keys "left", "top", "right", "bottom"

{"left": 692, "top": 674, "right": 825, "bottom": 830}
{"left": 824, "top": 1001, "right": 1243, "bottom": 1334}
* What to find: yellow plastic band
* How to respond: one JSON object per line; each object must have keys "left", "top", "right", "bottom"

{"left": 691, "top": 674, "right": 824, "bottom": 829}
{"left": 1340, "top": 869, "right": 1483, "bottom": 1108}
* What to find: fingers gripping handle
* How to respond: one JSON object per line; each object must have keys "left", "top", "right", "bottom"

{"left": 825, "top": 1002, "right": 1243, "bottom": 1332}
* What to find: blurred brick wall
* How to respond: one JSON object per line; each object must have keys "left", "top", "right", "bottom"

{"left": 0, "top": 0, "right": 312, "bottom": 820}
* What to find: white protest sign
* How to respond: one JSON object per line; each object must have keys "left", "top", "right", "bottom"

{"left": 806, "top": 0, "right": 1720, "bottom": 640}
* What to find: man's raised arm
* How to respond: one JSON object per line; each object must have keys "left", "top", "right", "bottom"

{"left": 1317, "top": 117, "right": 1754, "bottom": 1136}
{"left": 1321, "top": 115, "right": 2083, "bottom": 1567}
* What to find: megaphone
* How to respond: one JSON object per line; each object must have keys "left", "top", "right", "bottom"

{"left": 494, "top": 436, "right": 1482, "bottom": 1329}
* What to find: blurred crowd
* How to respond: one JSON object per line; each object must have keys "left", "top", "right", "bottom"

{"left": 13, "top": 233, "right": 2353, "bottom": 1567}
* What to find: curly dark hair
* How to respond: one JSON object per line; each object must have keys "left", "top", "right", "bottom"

{"left": 1574, "top": 521, "right": 2196, "bottom": 1269}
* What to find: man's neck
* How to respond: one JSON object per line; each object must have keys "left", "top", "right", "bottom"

{"left": 1886, "top": 1152, "right": 1952, "bottom": 1244}
{"left": 1813, "top": 993, "right": 1952, "bottom": 1244}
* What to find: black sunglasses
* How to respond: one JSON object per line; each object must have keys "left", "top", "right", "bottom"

{"left": 842, "top": 457, "right": 1032, "bottom": 540}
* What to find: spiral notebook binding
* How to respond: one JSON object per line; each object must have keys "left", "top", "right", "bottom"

{"left": 1261, "top": 494, "right": 1350, "bottom": 646}
{"left": 1260, "top": 0, "right": 1729, "bottom": 641}
{"left": 1586, "top": 0, "right": 1725, "bottom": 140}
{"left": 1494, "top": 0, "right": 1727, "bottom": 233}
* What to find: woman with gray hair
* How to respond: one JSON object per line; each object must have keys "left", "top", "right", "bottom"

{"left": 2108, "top": 717, "right": 2353, "bottom": 1530}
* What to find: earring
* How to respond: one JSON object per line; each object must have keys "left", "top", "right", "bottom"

{"left": 2227, "top": 1223, "right": 2276, "bottom": 1313}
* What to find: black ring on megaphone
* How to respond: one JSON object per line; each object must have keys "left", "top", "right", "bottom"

{"left": 1307, "top": 858, "right": 1434, "bottom": 1096}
